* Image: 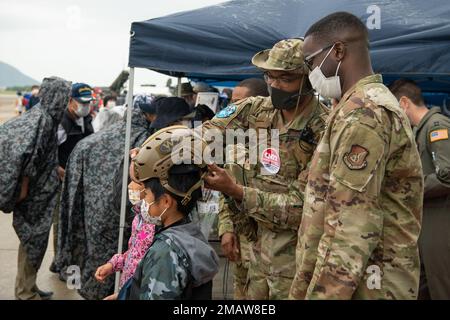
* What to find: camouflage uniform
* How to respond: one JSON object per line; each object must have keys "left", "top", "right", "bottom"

{"left": 414, "top": 107, "right": 450, "bottom": 299}
{"left": 55, "top": 109, "right": 152, "bottom": 300}
{"left": 207, "top": 39, "right": 329, "bottom": 300}
{"left": 218, "top": 196, "right": 253, "bottom": 299}
{"left": 289, "top": 74, "right": 423, "bottom": 300}
{"left": 204, "top": 39, "right": 328, "bottom": 300}
{"left": 0, "top": 77, "right": 71, "bottom": 300}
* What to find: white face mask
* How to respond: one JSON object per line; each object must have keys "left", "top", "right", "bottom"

{"left": 75, "top": 103, "right": 90, "bottom": 117}
{"left": 140, "top": 199, "right": 168, "bottom": 226}
{"left": 128, "top": 189, "right": 142, "bottom": 206}
{"left": 308, "top": 44, "right": 342, "bottom": 99}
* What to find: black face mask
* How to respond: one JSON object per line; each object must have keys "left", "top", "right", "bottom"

{"left": 269, "top": 86, "right": 301, "bottom": 110}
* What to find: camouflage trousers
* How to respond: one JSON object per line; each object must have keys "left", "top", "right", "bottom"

{"left": 246, "top": 265, "right": 293, "bottom": 300}
{"left": 232, "top": 235, "right": 252, "bottom": 300}
{"left": 245, "top": 230, "right": 295, "bottom": 300}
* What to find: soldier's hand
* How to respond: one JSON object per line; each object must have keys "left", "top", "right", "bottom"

{"left": 205, "top": 164, "right": 244, "bottom": 201}
{"left": 95, "top": 263, "right": 114, "bottom": 283}
{"left": 221, "top": 232, "right": 240, "bottom": 262}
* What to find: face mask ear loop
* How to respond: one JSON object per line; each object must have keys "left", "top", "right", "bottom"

{"left": 335, "top": 61, "right": 342, "bottom": 76}
{"left": 294, "top": 73, "right": 305, "bottom": 114}
{"left": 319, "top": 43, "right": 336, "bottom": 69}
{"left": 159, "top": 206, "right": 169, "bottom": 220}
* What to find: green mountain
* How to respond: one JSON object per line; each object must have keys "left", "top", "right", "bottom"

{"left": 0, "top": 61, "right": 39, "bottom": 88}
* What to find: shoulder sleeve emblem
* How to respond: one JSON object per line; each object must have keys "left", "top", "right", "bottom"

{"left": 343, "top": 144, "right": 369, "bottom": 170}
{"left": 216, "top": 104, "right": 237, "bottom": 118}
{"left": 430, "top": 129, "right": 448, "bottom": 143}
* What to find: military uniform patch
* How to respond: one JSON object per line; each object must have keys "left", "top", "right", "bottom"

{"left": 430, "top": 129, "right": 448, "bottom": 142}
{"left": 216, "top": 104, "right": 237, "bottom": 118}
{"left": 343, "top": 144, "right": 369, "bottom": 170}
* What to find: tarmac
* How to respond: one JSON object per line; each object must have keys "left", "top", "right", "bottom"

{"left": 0, "top": 95, "right": 234, "bottom": 300}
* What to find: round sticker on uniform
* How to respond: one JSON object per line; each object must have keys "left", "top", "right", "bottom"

{"left": 260, "top": 148, "right": 281, "bottom": 174}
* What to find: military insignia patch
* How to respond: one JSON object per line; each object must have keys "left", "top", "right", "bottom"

{"left": 430, "top": 129, "right": 448, "bottom": 142}
{"left": 216, "top": 104, "right": 237, "bottom": 118}
{"left": 343, "top": 144, "right": 369, "bottom": 170}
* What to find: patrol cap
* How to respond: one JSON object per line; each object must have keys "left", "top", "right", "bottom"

{"left": 71, "top": 83, "right": 93, "bottom": 103}
{"left": 252, "top": 38, "right": 307, "bottom": 73}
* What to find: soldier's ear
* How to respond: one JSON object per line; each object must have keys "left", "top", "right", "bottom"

{"left": 334, "top": 41, "right": 346, "bottom": 62}
{"left": 399, "top": 96, "right": 410, "bottom": 111}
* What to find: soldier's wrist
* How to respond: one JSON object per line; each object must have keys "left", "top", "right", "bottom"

{"left": 227, "top": 183, "right": 244, "bottom": 202}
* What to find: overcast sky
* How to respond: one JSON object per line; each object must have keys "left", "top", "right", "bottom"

{"left": 0, "top": 0, "right": 225, "bottom": 92}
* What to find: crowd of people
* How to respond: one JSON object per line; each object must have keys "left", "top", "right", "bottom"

{"left": 1, "top": 11, "right": 449, "bottom": 300}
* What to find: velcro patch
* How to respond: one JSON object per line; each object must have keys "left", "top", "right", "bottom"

{"left": 343, "top": 144, "right": 369, "bottom": 170}
{"left": 430, "top": 129, "right": 448, "bottom": 143}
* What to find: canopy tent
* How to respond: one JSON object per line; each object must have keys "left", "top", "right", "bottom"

{"left": 128, "top": 0, "right": 450, "bottom": 93}
{"left": 115, "top": 0, "right": 450, "bottom": 291}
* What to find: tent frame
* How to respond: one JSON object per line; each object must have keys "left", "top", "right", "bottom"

{"left": 115, "top": 67, "right": 135, "bottom": 293}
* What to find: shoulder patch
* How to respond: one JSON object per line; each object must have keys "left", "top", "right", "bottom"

{"left": 216, "top": 104, "right": 237, "bottom": 118}
{"left": 343, "top": 144, "right": 369, "bottom": 170}
{"left": 430, "top": 129, "right": 448, "bottom": 142}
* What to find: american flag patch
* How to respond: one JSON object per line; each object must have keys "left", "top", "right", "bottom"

{"left": 430, "top": 129, "right": 448, "bottom": 142}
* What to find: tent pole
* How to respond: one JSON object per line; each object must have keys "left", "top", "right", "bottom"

{"left": 115, "top": 67, "right": 135, "bottom": 294}
{"left": 177, "top": 76, "right": 182, "bottom": 97}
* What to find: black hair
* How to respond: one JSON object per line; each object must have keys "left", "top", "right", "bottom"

{"left": 143, "top": 164, "right": 203, "bottom": 216}
{"left": 388, "top": 78, "right": 425, "bottom": 106}
{"left": 305, "top": 12, "right": 369, "bottom": 47}
{"left": 237, "top": 78, "right": 269, "bottom": 97}
{"left": 194, "top": 104, "right": 215, "bottom": 122}
{"left": 103, "top": 95, "right": 117, "bottom": 106}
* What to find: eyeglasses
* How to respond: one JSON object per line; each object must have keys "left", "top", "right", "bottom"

{"left": 263, "top": 72, "right": 300, "bottom": 85}
{"left": 304, "top": 43, "right": 334, "bottom": 71}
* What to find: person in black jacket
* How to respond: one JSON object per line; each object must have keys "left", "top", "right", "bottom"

{"left": 57, "top": 83, "right": 95, "bottom": 179}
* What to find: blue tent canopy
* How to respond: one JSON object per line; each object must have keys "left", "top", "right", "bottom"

{"left": 129, "top": 0, "right": 450, "bottom": 93}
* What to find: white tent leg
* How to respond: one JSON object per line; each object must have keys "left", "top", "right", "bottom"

{"left": 114, "top": 67, "right": 135, "bottom": 294}
{"left": 177, "top": 76, "right": 182, "bottom": 97}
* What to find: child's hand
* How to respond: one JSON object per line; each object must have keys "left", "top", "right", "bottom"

{"left": 95, "top": 263, "right": 114, "bottom": 283}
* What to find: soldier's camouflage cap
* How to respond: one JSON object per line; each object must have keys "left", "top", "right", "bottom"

{"left": 252, "top": 38, "right": 307, "bottom": 73}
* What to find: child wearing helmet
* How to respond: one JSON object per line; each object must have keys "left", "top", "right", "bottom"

{"left": 119, "top": 125, "right": 219, "bottom": 300}
{"left": 94, "top": 180, "right": 155, "bottom": 300}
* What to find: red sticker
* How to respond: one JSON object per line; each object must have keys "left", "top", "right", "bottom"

{"left": 261, "top": 148, "right": 281, "bottom": 174}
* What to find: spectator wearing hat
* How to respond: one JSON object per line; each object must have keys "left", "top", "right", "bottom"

{"left": 150, "top": 97, "right": 195, "bottom": 132}
{"left": 57, "top": 83, "right": 95, "bottom": 178}
{"left": 179, "top": 82, "right": 196, "bottom": 108}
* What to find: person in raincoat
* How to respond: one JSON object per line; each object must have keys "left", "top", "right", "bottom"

{"left": 0, "top": 76, "right": 72, "bottom": 300}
